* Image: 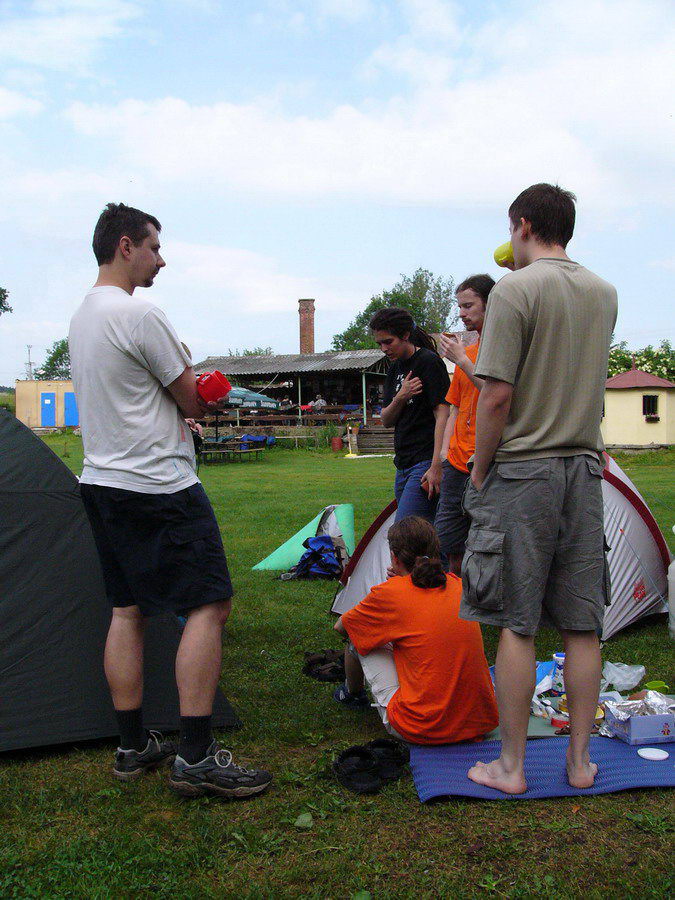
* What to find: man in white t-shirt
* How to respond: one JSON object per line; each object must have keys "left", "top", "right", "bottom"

{"left": 69, "top": 203, "right": 271, "bottom": 799}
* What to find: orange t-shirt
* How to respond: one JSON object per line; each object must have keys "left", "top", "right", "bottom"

{"left": 446, "top": 341, "right": 480, "bottom": 474}
{"left": 341, "top": 573, "right": 498, "bottom": 744}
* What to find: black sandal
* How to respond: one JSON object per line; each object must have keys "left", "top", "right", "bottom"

{"left": 332, "top": 746, "right": 383, "bottom": 794}
{"left": 366, "top": 738, "right": 410, "bottom": 783}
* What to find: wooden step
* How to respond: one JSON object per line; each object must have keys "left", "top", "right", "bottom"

{"left": 357, "top": 426, "right": 395, "bottom": 454}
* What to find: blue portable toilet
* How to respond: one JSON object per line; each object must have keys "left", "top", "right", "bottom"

{"left": 40, "top": 392, "right": 56, "bottom": 427}
{"left": 64, "top": 392, "right": 79, "bottom": 427}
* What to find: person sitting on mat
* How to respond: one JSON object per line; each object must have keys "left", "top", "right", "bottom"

{"left": 333, "top": 516, "right": 498, "bottom": 744}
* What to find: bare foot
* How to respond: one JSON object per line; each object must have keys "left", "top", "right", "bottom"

{"left": 467, "top": 758, "right": 527, "bottom": 795}
{"left": 566, "top": 758, "right": 598, "bottom": 789}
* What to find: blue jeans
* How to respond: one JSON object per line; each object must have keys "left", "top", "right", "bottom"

{"left": 394, "top": 459, "right": 437, "bottom": 523}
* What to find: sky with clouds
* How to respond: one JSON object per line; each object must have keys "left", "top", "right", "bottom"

{"left": 1, "top": 0, "right": 674, "bottom": 383}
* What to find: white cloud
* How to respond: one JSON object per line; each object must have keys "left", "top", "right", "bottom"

{"left": 0, "top": 0, "right": 141, "bottom": 73}
{"left": 363, "top": 38, "right": 456, "bottom": 85}
{"left": 316, "top": 0, "right": 376, "bottom": 23}
{"left": 65, "top": 0, "right": 675, "bottom": 215}
{"left": 649, "top": 258, "right": 675, "bottom": 272}
{"left": 160, "top": 240, "right": 354, "bottom": 315}
{"left": 0, "top": 87, "right": 43, "bottom": 118}
{"left": 399, "top": 0, "right": 460, "bottom": 39}
{"left": 251, "top": 0, "right": 378, "bottom": 32}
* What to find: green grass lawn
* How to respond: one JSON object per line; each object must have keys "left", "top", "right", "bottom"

{"left": 1, "top": 437, "right": 673, "bottom": 898}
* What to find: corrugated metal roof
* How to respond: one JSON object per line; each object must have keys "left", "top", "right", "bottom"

{"left": 605, "top": 369, "right": 675, "bottom": 389}
{"left": 193, "top": 350, "right": 386, "bottom": 376}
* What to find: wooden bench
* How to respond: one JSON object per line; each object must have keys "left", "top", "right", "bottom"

{"left": 201, "top": 446, "right": 265, "bottom": 463}
{"left": 228, "top": 447, "right": 265, "bottom": 462}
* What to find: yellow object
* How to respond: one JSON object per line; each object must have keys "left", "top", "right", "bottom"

{"left": 558, "top": 694, "right": 603, "bottom": 721}
{"left": 493, "top": 241, "right": 514, "bottom": 268}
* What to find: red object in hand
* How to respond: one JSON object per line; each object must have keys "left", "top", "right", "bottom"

{"left": 196, "top": 370, "right": 232, "bottom": 403}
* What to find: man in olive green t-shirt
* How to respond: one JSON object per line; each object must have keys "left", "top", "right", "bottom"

{"left": 461, "top": 184, "right": 617, "bottom": 795}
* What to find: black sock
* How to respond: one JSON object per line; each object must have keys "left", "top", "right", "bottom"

{"left": 178, "top": 716, "right": 213, "bottom": 764}
{"left": 116, "top": 708, "right": 146, "bottom": 752}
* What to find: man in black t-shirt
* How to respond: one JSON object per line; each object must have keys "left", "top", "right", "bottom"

{"left": 332, "top": 309, "right": 450, "bottom": 714}
{"left": 374, "top": 308, "right": 450, "bottom": 523}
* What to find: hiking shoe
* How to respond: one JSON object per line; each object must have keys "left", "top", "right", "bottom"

{"left": 333, "top": 746, "right": 383, "bottom": 794}
{"left": 112, "top": 731, "right": 177, "bottom": 781}
{"left": 333, "top": 682, "right": 370, "bottom": 710}
{"left": 366, "top": 738, "right": 410, "bottom": 783}
{"left": 169, "top": 741, "right": 273, "bottom": 799}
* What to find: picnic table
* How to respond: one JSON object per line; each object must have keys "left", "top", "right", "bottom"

{"left": 200, "top": 439, "right": 265, "bottom": 463}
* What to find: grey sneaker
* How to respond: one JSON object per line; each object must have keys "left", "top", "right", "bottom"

{"left": 112, "top": 731, "right": 177, "bottom": 781}
{"left": 169, "top": 741, "right": 273, "bottom": 799}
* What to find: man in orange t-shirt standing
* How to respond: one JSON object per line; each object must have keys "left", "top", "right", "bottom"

{"left": 435, "top": 275, "right": 495, "bottom": 575}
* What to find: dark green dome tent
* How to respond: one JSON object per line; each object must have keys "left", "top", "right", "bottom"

{"left": 0, "top": 410, "right": 237, "bottom": 752}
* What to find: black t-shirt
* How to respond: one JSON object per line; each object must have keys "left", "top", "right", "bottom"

{"left": 382, "top": 347, "right": 450, "bottom": 469}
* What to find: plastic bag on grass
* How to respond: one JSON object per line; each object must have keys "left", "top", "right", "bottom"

{"left": 600, "top": 661, "right": 645, "bottom": 693}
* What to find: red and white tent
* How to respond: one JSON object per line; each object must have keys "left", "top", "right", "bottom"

{"left": 332, "top": 454, "right": 670, "bottom": 640}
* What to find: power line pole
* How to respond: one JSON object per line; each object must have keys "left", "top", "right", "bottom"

{"left": 26, "top": 345, "right": 33, "bottom": 380}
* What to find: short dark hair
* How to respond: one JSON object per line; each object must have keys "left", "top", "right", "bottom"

{"left": 508, "top": 183, "right": 577, "bottom": 248}
{"left": 455, "top": 274, "right": 495, "bottom": 306}
{"left": 92, "top": 202, "right": 161, "bottom": 265}
{"left": 387, "top": 516, "right": 446, "bottom": 589}
{"left": 369, "top": 307, "right": 437, "bottom": 353}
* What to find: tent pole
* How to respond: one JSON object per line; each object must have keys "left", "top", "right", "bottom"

{"left": 361, "top": 372, "right": 367, "bottom": 425}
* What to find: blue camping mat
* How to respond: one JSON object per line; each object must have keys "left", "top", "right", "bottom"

{"left": 410, "top": 736, "right": 675, "bottom": 801}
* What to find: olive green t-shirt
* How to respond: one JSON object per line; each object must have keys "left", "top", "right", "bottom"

{"left": 475, "top": 258, "right": 617, "bottom": 461}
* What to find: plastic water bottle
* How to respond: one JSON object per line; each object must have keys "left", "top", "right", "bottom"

{"left": 551, "top": 652, "right": 565, "bottom": 695}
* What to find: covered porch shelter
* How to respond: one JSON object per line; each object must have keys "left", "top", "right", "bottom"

{"left": 193, "top": 350, "right": 388, "bottom": 426}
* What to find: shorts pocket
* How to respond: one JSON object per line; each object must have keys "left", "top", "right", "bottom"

{"left": 462, "top": 529, "right": 505, "bottom": 611}
{"left": 585, "top": 456, "right": 605, "bottom": 478}
{"left": 496, "top": 460, "right": 551, "bottom": 480}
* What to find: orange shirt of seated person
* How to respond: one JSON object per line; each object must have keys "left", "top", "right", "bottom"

{"left": 336, "top": 517, "right": 497, "bottom": 745}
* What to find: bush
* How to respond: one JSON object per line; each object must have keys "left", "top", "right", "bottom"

{"left": 0, "top": 392, "right": 15, "bottom": 414}
{"left": 316, "top": 423, "right": 341, "bottom": 447}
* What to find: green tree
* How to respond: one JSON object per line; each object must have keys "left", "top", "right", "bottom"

{"left": 0, "top": 287, "right": 11, "bottom": 316}
{"left": 35, "top": 338, "right": 70, "bottom": 380}
{"left": 607, "top": 340, "right": 674, "bottom": 380}
{"left": 227, "top": 346, "right": 274, "bottom": 356}
{"left": 331, "top": 268, "right": 457, "bottom": 350}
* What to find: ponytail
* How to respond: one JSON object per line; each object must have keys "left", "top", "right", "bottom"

{"left": 387, "top": 516, "right": 446, "bottom": 590}
{"left": 410, "top": 322, "right": 437, "bottom": 353}
{"left": 369, "top": 307, "right": 438, "bottom": 353}
{"left": 410, "top": 555, "right": 446, "bottom": 589}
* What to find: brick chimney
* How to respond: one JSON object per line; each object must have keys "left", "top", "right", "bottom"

{"left": 298, "top": 298, "right": 315, "bottom": 354}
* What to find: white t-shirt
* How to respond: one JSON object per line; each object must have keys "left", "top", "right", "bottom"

{"left": 69, "top": 285, "right": 199, "bottom": 493}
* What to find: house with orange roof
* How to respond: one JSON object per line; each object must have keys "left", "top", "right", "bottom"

{"left": 601, "top": 366, "right": 675, "bottom": 447}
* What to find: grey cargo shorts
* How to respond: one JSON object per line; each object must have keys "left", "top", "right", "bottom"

{"left": 460, "top": 455, "right": 610, "bottom": 636}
